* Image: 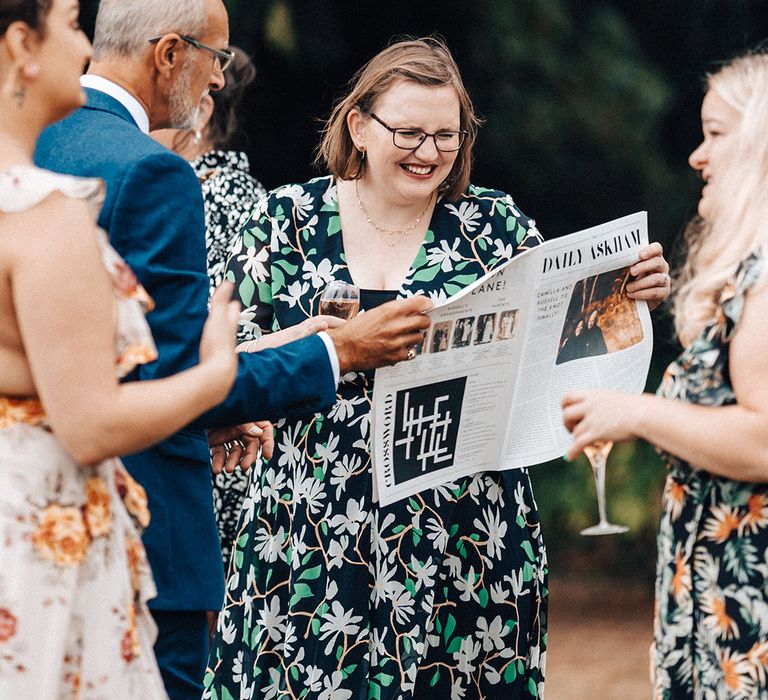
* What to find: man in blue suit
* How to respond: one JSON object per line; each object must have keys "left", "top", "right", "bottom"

{"left": 35, "top": 0, "right": 430, "bottom": 697}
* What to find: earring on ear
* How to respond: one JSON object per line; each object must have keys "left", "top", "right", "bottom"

{"left": 193, "top": 129, "right": 202, "bottom": 145}
{"left": 22, "top": 63, "right": 40, "bottom": 80}
{"left": 13, "top": 84, "right": 26, "bottom": 108}
{"left": 359, "top": 147, "right": 366, "bottom": 161}
{"left": 13, "top": 63, "right": 39, "bottom": 108}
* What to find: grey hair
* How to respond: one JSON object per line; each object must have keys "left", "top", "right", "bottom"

{"left": 92, "top": 0, "right": 206, "bottom": 60}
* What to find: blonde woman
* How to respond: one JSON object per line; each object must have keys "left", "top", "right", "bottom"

{"left": 563, "top": 50, "right": 768, "bottom": 697}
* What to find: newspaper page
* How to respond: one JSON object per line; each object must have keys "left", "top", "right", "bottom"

{"left": 371, "top": 211, "right": 651, "bottom": 505}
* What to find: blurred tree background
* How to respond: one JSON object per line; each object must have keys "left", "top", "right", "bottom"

{"left": 79, "top": 0, "right": 768, "bottom": 584}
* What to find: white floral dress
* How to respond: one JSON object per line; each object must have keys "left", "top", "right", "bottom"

{"left": 205, "top": 177, "right": 548, "bottom": 699}
{"left": 0, "top": 166, "right": 167, "bottom": 699}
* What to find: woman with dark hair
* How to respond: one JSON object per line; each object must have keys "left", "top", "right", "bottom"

{"left": 205, "top": 37, "right": 670, "bottom": 699}
{"left": 0, "top": 1, "right": 240, "bottom": 696}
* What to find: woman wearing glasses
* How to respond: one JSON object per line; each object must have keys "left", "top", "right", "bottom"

{"left": 205, "top": 37, "right": 670, "bottom": 699}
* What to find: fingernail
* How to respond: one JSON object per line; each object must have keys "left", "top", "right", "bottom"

{"left": 563, "top": 454, "right": 571, "bottom": 462}
{"left": 247, "top": 425, "right": 262, "bottom": 435}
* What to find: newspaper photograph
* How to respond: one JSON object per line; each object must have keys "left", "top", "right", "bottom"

{"left": 371, "top": 211, "right": 652, "bottom": 505}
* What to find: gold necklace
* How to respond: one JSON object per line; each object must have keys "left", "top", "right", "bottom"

{"left": 355, "top": 179, "right": 432, "bottom": 246}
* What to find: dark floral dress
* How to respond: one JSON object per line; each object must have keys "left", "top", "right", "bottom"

{"left": 191, "top": 149, "right": 267, "bottom": 569}
{"left": 654, "top": 251, "right": 768, "bottom": 698}
{"left": 204, "top": 177, "right": 548, "bottom": 699}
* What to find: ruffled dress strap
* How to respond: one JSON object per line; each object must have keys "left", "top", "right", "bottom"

{"left": 708, "top": 249, "right": 765, "bottom": 344}
{"left": 0, "top": 166, "right": 157, "bottom": 421}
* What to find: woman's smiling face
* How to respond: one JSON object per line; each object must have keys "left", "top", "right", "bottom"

{"left": 350, "top": 80, "right": 461, "bottom": 205}
{"left": 688, "top": 89, "right": 741, "bottom": 220}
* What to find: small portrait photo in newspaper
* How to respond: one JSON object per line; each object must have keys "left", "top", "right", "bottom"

{"left": 430, "top": 320, "right": 452, "bottom": 353}
{"left": 555, "top": 264, "right": 644, "bottom": 365}
{"left": 451, "top": 316, "right": 475, "bottom": 349}
{"left": 473, "top": 312, "right": 496, "bottom": 345}
{"left": 495, "top": 309, "right": 518, "bottom": 341}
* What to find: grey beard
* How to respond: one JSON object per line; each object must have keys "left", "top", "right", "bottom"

{"left": 168, "top": 63, "right": 201, "bottom": 131}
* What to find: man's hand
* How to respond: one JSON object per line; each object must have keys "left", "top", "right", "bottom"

{"left": 208, "top": 420, "right": 274, "bottom": 475}
{"left": 327, "top": 295, "right": 433, "bottom": 373}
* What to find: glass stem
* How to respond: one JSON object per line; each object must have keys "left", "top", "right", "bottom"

{"left": 592, "top": 457, "right": 609, "bottom": 525}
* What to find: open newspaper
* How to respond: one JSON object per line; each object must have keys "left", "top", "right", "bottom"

{"left": 371, "top": 211, "right": 652, "bottom": 505}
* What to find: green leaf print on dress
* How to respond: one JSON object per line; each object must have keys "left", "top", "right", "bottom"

{"left": 205, "top": 177, "right": 548, "bottom": 700}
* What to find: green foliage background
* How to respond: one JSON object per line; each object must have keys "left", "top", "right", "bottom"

{"left": 78, "top": 0, "right": 768, "bottom": 584}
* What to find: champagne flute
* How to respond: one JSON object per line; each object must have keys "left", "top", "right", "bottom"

{"left": 580, "top": 440, "right": 628, "bottom": 536}
{"left": 318, "top": 280, "right": 360, "bottom": 320}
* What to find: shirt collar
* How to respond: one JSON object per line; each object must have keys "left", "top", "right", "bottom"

{"left": 80, "top": 75, "right": 150, "bottom": 134}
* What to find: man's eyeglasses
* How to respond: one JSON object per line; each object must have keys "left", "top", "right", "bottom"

{"left": 369, "top": 113, "right": 467, "bottom": 152}
{"left": 148, "top": 34, "right": 235, "bottom": 73}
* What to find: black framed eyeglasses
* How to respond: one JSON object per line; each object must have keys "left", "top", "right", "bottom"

{"left": 369, "top": 113, "right": 467, "bottom": 152}
{"left": 148, "top": 34, "right": 235, "bottom": 73}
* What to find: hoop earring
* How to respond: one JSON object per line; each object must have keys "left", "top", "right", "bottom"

{"left": 359, "top": 147, "right": 366, "bottom": 161}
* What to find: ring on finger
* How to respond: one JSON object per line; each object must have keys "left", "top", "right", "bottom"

{"left": 406, "top": 346, "right": 416, "bottom": 361}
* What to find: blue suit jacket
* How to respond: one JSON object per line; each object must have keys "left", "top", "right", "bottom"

{"left": 35, "top": 89, "right": 337, "bottom": 610}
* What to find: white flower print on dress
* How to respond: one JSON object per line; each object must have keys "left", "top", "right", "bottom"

{"left": 446, "top": 201, "right": 482, "bottom": 231}
{"left": 319, "top": 601, "right": 364, "bottom": 656}
{"left": 319, "top": 671, "right": 353, "bottom": 700}
{"left": 474, "top": 506, "right": 508, "bottom": 561}
{"left": 330, "top": 453, "right": 362, "bottom": 499}
{"left": 206, "top": 178, "right": 548, "bottom": 700}
{"left": 258, "top": 596, "right": 287, "bottom": 643}
{"left": 276, "top": 280, "right": 310, "bottom": 308}
{"left": 278, "top": 184, "right": 314, "bottom": 221}
{"left": 425, "top": 239, "right": 462, "bottom": 272}
{"left": 492, "top": 238, "right": 514, "bottom": 260}
{"left": 277, "top": 424, "right": 302, "bottom": 470}
{"left": 328, "top": 497, "right": 366, "bottom": 536}
{"left": 302, "top": 258, "right": 337, "bottom": 288}
{"left": 475, "top": 615, "right": 510, "bottom": 652}
{"left": 271, "top": 216, "right": 291, "bottom": 246}
{"left": 253, "top": 525, "right": 287, "bottom": 563}
{"left": 236, "top": 244, "right": 269, "bottom": 282}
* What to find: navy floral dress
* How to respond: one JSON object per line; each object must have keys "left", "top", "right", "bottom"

{"left": 204, "top": 177, "right": 548, "bottom": 699}
{"left": 654, "top": 251, "right": 768, "bottom": 698}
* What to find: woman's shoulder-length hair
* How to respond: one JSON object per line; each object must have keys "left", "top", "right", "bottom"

{"left": 316, "top": 36, "right": 482, "bottom": 201}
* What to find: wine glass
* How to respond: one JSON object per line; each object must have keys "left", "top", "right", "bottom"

{"left": 580, "top": 440, "right": 628, "bottom": 536}
{"left": 318, "top": 280, "right": 360, "bottom": 320}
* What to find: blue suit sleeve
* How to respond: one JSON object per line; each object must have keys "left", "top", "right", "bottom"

{"left": 108, "top": 152, "right": 336, "bottom": 426}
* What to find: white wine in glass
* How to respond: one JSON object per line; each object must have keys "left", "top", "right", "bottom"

{"left": 318, "top": 281, "right": 360, "bottom": 320}
{"left": 580, "top": 440, "right": 629, "bottom": 536}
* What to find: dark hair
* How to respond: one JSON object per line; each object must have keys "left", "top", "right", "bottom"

{"left": 207, "top": 46, "right": 256, "bottom": 150}
{"left": 317, "top": 36, "right": 482, "bottom": 201}
{"left": 0, "top": 0, "right": 52, "bottom": 35}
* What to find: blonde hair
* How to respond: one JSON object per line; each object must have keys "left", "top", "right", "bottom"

{"left": 674, "top": 50, "right": 768, "bottom": 345}
{"left": 316, "top": 36, "right": 481, "bottom": 201}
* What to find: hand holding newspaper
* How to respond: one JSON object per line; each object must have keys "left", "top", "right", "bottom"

{"left": 371, "top": 212, "right": 652, "bottom": 505}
